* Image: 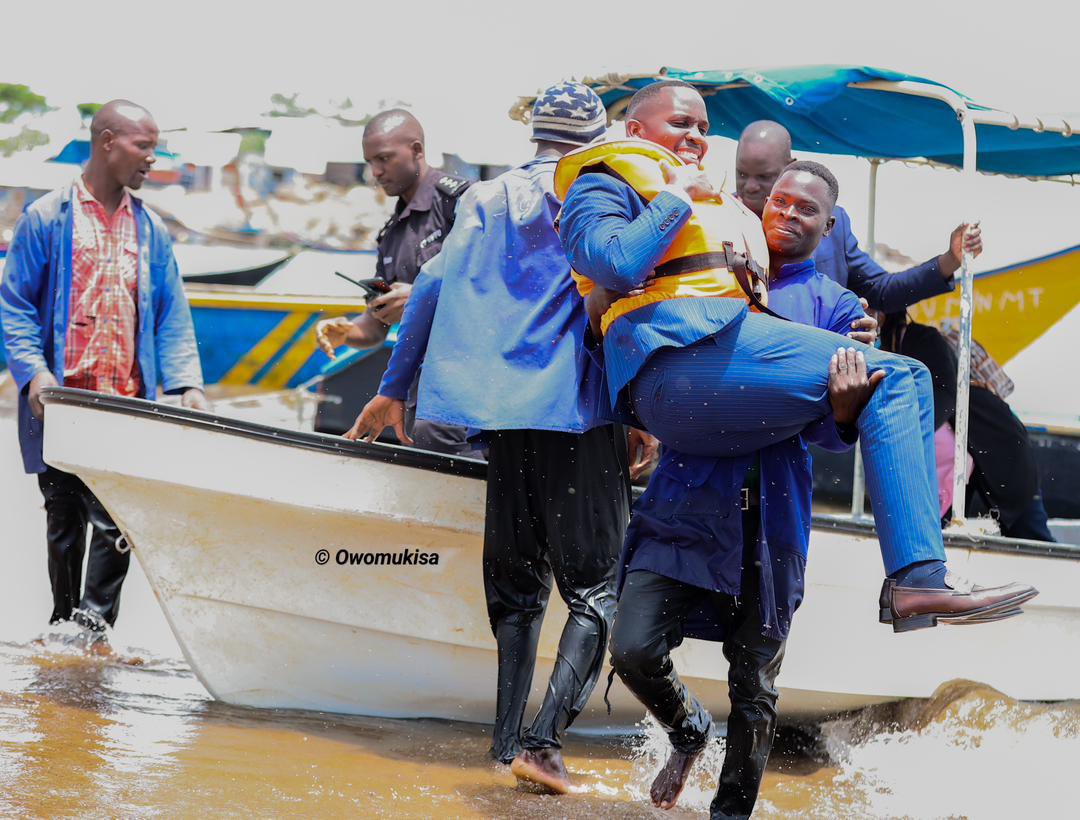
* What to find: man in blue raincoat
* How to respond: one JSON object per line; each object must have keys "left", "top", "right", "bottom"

{"left": 1, "top": 100, "right": 205, "bottom": 643}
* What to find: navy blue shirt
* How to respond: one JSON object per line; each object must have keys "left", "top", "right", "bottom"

{"left": 622, "top": 258, "right": 864, "bottom": 642}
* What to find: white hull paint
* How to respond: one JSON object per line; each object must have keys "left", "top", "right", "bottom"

{"left": 43, "top": 393, "right": 1080, "bottom": 727}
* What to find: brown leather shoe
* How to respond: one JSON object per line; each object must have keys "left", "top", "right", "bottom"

{"left": 879, "top": 574, "right": 1038, "bottom": 633}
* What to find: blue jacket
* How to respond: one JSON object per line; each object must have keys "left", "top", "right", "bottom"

{"left": 1, "top": 185, "right": 202, "bottom": 473}
{"left": 813, "top": 204, "right": 954, "bottom": 313}
{"left": 621, "top": 259, "right": 864, "bottom": 642}
{"left": 560, "top": 172, "right": 747, "bottom": 411}
{"left": 378, "top": 156, "right": 606, "bottom": 433}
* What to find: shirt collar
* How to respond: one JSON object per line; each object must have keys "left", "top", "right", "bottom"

{"left": 396, "top": 167, "right": 440, "bottom": 218}
{"left": 74, "top": 175, "right": 133, "bottom": 214}
{"left": 772, "top": 257, "right": 817, "bottom": 281}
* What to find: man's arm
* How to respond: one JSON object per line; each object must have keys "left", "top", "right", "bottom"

{"left": 0, "top": 210, "right": 52, "bottom": 392}
{"left": 151, "top": 226, "right": 208, "bottom": 409}
{"left": 377, "top": 260, "right": 443, "bottom": 401}
{"left": 836, "top": 209, "right": 980, "bottom": 313}
{"left": 345, "top": 186, "right": 481, "bottom": 443}
{"left": 559, "top": 173, "right": 692, "bottom": 293}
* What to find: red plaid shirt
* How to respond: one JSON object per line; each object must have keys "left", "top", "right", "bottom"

{"left": 64, "top": 176, "right": 142, "bottom": 396}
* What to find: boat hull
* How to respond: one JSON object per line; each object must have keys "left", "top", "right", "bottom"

{"left": 41, "top": 389, "right": 1080, "bottom": 726}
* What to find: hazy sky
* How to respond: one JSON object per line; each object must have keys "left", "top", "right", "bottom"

{"left": 5, "top": 1, "right": 1076, "bottom": 128}
{"left": 3, "top": 0, "right": 1077, "bottom": 268}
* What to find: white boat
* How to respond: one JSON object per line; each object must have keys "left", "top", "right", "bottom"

{"left": 41, "top": 388, "right": 1080, "bottom": 727}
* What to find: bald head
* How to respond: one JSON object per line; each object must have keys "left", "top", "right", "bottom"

{"left": 362, "top": 109, "right": 427, "bottom": 199}
{"left": 90, "top": 100, "right": 156, "bottom": 143}
{"left": 87, "top": 99, "right": 159, "bottom": 192}
{"left": 363, "top": 108, "right": 425, "bottom": 147}
{"left": 735, "top": 120, "right": 794, "bottom": 219}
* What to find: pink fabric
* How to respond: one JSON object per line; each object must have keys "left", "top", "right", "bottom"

{"left": 935, "top": 423, "right": 975, "bottom": 516}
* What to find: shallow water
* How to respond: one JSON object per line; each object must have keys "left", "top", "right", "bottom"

{"left": 2, "top": 393, "right": 1079, "bottom": 817}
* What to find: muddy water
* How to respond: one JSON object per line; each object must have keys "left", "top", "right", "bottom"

{"left": 2, "top": 391, "right": 1079, "bottom": 817}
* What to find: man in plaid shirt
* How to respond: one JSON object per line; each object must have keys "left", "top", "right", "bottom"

{"left": 1, "top": 100, "right": 207, "bottom": 645}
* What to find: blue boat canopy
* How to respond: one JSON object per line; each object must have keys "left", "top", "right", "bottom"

{"left": 514, "top": 65, "right": 1080, "bottom": 179}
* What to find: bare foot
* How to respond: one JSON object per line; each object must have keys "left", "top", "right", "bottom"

{"left": 650, "top": 747, "right": 701, "bottom": 809}
{"left": 510, "top": 748, "right": 572, "bottom": 794}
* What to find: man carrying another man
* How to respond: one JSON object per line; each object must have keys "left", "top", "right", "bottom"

{"left": 314, "top": 109, "right": 472, "bottom": 454}
{"left": 558, "top": 80, "right": 1035, "bottom": 633}
{"left": 609, "top": 159, "right": 879, "bottom": 818}
{"left": 1, "top": 100, "right": 207, "bottom": 644}
{"left": 346, "top": 83, "right": 639, "bottom": 794}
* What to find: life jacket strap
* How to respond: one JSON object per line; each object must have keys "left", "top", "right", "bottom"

{"left": 721, "top": 241, "right": 788, "bottom": 321}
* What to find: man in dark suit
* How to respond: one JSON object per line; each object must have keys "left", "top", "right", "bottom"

{"left": 735, "top": 120, "right": 982, "bottom": 312}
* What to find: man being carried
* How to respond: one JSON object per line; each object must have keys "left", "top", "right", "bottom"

{"left": 735, "top": 119, "right": 982, "bottom": 312}
{"left": 557, "top": 80, "right": 1035, "bottom": 634}
{"left": 314, "top": 109, "right": 471, "bottom": 454}
{"left": 347, "top": 83, "right": 640, "bottom": 794}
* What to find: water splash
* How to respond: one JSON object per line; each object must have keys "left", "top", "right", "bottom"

{"left": 623, "top": 713, "right": 729, "bottom": 812}
{"left": 816, "top": 680, "right": 1080, "bottom": 818}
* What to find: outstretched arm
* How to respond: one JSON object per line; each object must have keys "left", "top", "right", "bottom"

{"left": 838, "top": 211, "right": 981, "bottom": 313}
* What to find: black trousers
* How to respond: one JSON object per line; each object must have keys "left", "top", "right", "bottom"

{"left": 610, "top": 513, "right": 785, "bottom": 820}
{"left": 483, "top": 425, "right": 630, "bottom": 762}
{"left": 37, "top": 466, "right": 130, "bottom": 627}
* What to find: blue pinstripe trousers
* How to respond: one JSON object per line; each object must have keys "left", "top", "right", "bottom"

{"left": 629, "top": 312, "right": 946, "bottom": 574}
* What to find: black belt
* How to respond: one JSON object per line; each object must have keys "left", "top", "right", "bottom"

{"left": 652, "top": 247, "right": 788, "bottom": 321}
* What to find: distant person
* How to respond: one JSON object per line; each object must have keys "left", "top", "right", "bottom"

{"left": 313, "top": 109, "right": 471, "bottom": 454}
{"left": 735, "top": 119, "right": 983, "bottom": 312}
{"left": 0, "top": 100, "right": 207, "bottom": 645}
{"left": 346, "top": 82, "right": 643, "bottom": 794}
{"left": 880, "top": 311, "right": 1056, "bottom": 542}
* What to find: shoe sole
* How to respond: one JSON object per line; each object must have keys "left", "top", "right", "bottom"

{"left": 884, "top": 588, "right": 1039, "bottom": 633}
{"left": 941, "top": 607, "right": 1023, "bottom": 625}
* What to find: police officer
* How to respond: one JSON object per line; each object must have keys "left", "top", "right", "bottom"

{"left": 315, "top": 108, "right": 471, "bottom": 454}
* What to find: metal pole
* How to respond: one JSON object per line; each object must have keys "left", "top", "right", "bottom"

{"left": 850, "top": 159, "right": 880, "bottom": 519}
{"left": 949, "top": 107, "right": 979, "bottom": 524}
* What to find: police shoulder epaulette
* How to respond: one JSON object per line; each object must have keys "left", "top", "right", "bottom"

{"left": 435, "top": 175, "right": 470, "bottom": 198}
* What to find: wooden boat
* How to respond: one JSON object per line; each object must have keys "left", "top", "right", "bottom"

{"left": 173, "top": 245, "right": 291, "bottom": 287}
{"left": 40, "top": 388, "right": 1080, "bottom": 726}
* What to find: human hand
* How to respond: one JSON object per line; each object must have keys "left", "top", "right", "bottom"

{"left": 315, "top": 317, "right": 355, "bottom": 359}
{"left": 660, "top": 160, "right": 720, "bottom": 202}
{"left": 343, "top": 394, "right": 411, "bottom": 445}
{"left": 828, "top": 347, "right": 885, "bottom": 426}
{"left": 627, "top": 427, "right": 659, "bottom": 480}
{"left": 942, "top": 222, "right": 982, "bottom": 277}
{"left": 180, "top": 388, "right": 211, "bottom": 412}
{"left": 848, "top": 298, "right": 878, "bottom": 345}
{"left": 586, "top": 285, "right": 643, "bottom": 337}
{"left": 367, "top": 282, "right": 412, "bottom": 325}
{"left": 28, "top": 370, "right": 58, "bottom": 420}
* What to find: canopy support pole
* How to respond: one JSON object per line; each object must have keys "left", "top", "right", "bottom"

{"left": 949, "top": 106, "right": 979, "bottom": 524}
{"left": 850, "top": 158, "right": 881, "bottom": 519}
{"left": 847, "top": 80, "right": 982, "bottom": 528}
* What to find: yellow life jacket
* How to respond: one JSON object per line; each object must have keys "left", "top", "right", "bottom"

{"left": 555, "top": 139, "right": 770, "bottom": 335}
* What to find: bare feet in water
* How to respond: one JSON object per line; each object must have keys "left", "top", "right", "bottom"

{"left": 510, "top": 748, "right": 572, "bottom": 794}
{"left": 651, "top": 747, "right": 701, "bottom": 809}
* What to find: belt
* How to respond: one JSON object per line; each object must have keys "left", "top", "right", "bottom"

{"left": 740, "top": 486, "right": 760, "bottom": 511}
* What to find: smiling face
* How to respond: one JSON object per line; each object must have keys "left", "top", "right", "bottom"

{"left": 624, "top": 86, "right": 709, "bottom": 165}
{"left": 762, "top": 169, "right": 835, "bottom": 262}
{"left": 102, "top": 109, "right": 159, "bottom": 190}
